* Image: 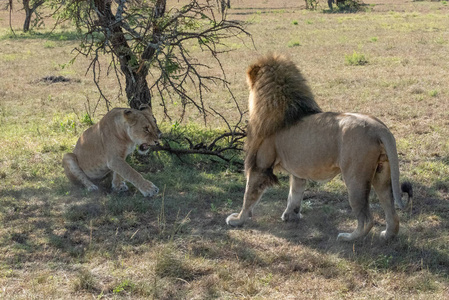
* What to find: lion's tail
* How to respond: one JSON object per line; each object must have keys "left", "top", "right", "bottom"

{"left": 379, "top": 129, "right": 412, "bottom": 209}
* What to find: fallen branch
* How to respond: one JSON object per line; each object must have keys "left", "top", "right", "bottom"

{"left": 150, "top": 131, "right": 246, "bottom": 166}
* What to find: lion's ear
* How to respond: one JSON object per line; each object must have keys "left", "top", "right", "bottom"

{"left": 246, "top": 65, "right": 260, "bottom": 88}
{"left": 124, "top": 109, "right": 133, "bottom": 116}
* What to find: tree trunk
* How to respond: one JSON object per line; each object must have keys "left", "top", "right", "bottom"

{"left": 123, "top": 68, "right": 152, "bottom": 110}
{"left": 23, "top": 11, "right": 31, "bottom": 32}
{"left": 23, "top": 0, "right": 31, "bottom": 32}
{"left": 93, "top": 1, "right": 149, "bottom": 109}
{"left": 22, "top": 0, "right": 45, "bottom": 32}
{"left": 123, "top": 0, "right": 166, "bottom": 109}
{"left": 94, "top": 0, "right": 167, "bottom": 109}
{"left": 218, "top": 0, "right": 230, "bottom": 13}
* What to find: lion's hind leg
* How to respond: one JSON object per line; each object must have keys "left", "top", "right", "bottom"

{"left": 281, "top": 175, "right": 306, "bottom": 222}
{"left": 62, "top": 153, "right": 99, "bottom": 192}
{"left": 337, "top": 180, "right": 374, "bottom": 242}
{"left": 372, "top": 161, "right": 400, "bottom": 240}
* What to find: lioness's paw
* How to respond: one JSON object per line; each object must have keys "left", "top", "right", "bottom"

{"left": 113, "top": 182, "right": 129, "bottom": 193}
{"left": 140, "top": 183, "right": 159, "bottom": 197}
{"left": 87, "top": 184, "right": 99, "bottom": 192}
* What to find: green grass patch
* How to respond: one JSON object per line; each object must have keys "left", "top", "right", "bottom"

{"left": 73, "top": 269, "right": 98, "bottom": 292}
{"left": 0, "top": 30, "right": 82, "bottom": 41}
{"left": 428, "top": 89, "right": 438, "bottom": 97}
{"left": 44, "top": 41, "right": 56, "bottom": 48}
{"left": 287, "top": 40, "right": 301, "bottom": 47}
{"left": 345, "top": 51, "right": 368, "bottom": 66}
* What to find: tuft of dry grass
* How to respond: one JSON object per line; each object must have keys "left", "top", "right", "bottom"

{"left": 1, "top": 0, "right": 449, "bottom": 299}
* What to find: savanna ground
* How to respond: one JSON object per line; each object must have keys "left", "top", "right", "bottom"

{"left": 1, "top": 0, "right": 449, "bottom": 298}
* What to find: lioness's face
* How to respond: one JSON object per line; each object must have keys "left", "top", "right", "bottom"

{"left": 124, "top": 107, "right": 161, "bottom": 154}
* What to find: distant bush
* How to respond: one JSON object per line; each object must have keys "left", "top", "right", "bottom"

{"left": 305, "top": 0, "right": 318, "bottom": 10}
{"left": 44, "top": 41, "right": 55, "bottom": 48}
{"left": 345, "top": 51, "right": 368, "bottom": 66}
{"left": 429, "top": 90, "right": 438, "bottom": 97}
{"left": 81, "top": 113, "right": 94, "bottom": 126}
{"left": 288, "top": 40, "right": 301, "bottom": 47}
{"left": 336, "top": 0, "right": 365, "bottom": 12}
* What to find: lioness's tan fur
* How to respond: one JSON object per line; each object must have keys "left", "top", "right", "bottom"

{"left": 227, "top": 54, "right": 412, "bottom": 241}
{"left": 62, "top": 106, "right": 161, "bottom": 197}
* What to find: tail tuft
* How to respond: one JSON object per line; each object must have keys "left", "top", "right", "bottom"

{"left": 400, "top": 181, "right": 413, "bottom": 208}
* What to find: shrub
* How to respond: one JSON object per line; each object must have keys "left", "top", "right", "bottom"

{"left": 73, "top": 269, "right": 98, "bottom": 292}
{"left": 81, "top": 113, "right": 94, "bottom": 126}
{"left": 337, "top": 0, "right": 364, "bottom": 12}
{"left": 288, "top": 40, "right": 301, "bottom": 47}
{"left": 429, "top": 90, "right": 438, "bottom": 97}
{"left": 44, "top": 41, "right": 55, "bottom": 48}
{"left": 345, "top": 51, "right": 368, "bottom": 66}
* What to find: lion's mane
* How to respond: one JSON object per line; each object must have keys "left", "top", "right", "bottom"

{"left": 245, "top": 54, "right": 322, "bottom": 174}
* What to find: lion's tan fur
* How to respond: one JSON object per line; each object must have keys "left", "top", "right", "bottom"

{"left": 227, "top": 54, "right": 412, "bottom": 241}
{"left": 62, "top": 106, "right": 161, "bottom": 197}
{"left": 245, "top": 54, "right": 322, "bottom": 173}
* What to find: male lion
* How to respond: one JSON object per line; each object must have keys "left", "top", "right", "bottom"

{"left": 226, "top": 54, "right": 412, "bottom": 241}
{"left": 63, "top": 105, "right": 160, "bottom": 197}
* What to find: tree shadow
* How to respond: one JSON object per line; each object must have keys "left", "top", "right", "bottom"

{"left": 436, "top": 155, "right": 449, "bottom": 166}
{"left": 229, "top": 7, "right": 304, "bottom": 16}
{"left": 1, "top": 30, "right": 82, "bottom": 41}
{"left": 217, "top": 178, "right": 449, "bottom": 279}
{"left": 0, "top": 166, "right": 243, "bottom": 267}
{"left": 1, "top": 167, "right": 447, "bottom": 290}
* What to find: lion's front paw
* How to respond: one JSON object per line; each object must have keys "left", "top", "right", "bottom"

{"left": 226, "top": 213, "right": 246, "bottom": 227}
{"left": 380, "top": 230, "right": 396, "bottom": 240}
{"left": 336, "top": 232, "right": 352, "bottom": 242}
{"left": 140, "top": 182, "right": 159, "bottom": 197}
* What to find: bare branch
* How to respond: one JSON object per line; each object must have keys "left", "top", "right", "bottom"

{"left": 59, "top": 0, "right": 252, "bottom": 159}
{"left": 150, "top": 133, "right": 245, "bottom": 166}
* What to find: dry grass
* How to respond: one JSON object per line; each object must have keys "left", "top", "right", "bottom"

{"left": 1, "top": 0, "right": 449, "bottom": 299}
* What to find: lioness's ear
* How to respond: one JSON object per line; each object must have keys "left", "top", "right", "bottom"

{"left": 124, "top": 109, "right": 138, "bottom": 125}
{"left": 246, "top": 65, "right": 260, "bottom": 88}
{"left": 139, "top": 104, "right": 150, "bottom": 111}
{"left": 124, "top": 109, "right": 135, "bottom": 120}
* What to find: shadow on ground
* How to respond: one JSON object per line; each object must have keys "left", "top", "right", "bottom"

{"left": 1, "top": 164, "right": 448, "bottom": 283}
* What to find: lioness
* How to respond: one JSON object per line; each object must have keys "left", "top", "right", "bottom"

{"left": 226, "top": 54, "right": 412, "bottom": 241}
{"left": 63, "top": 105, "right": 161, "bottom": 197}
